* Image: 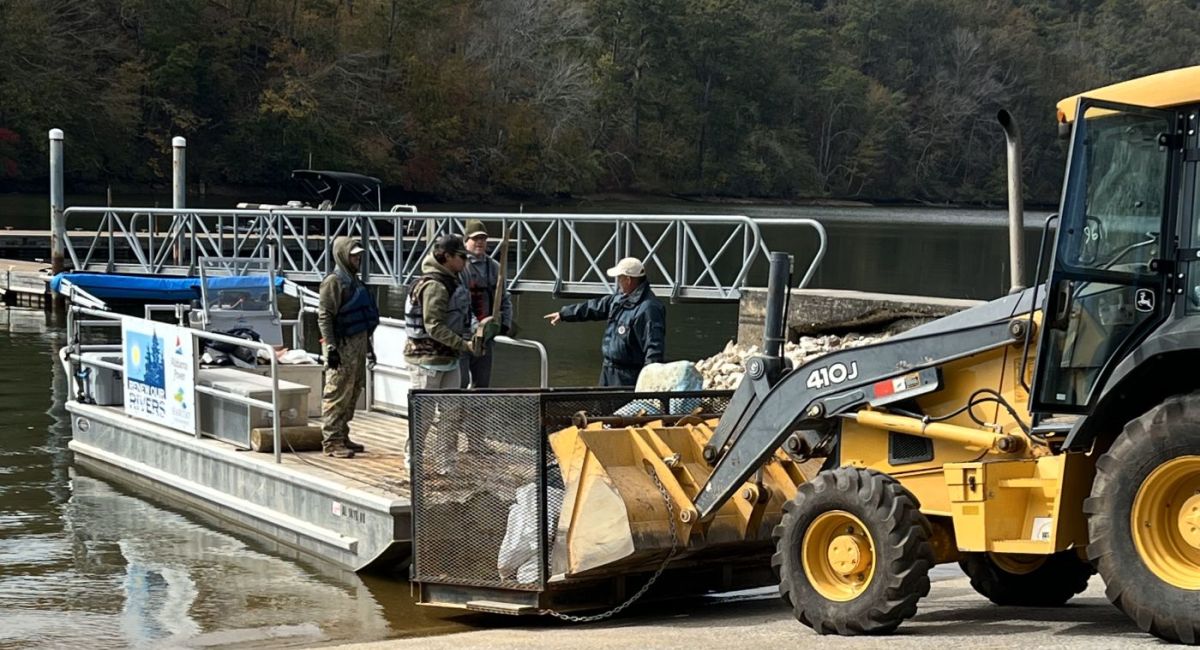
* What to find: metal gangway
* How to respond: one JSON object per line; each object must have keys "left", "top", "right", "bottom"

{"left": 59, "top": 207, "right": 825, "bottom": 301}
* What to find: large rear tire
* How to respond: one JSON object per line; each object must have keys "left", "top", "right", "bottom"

{"left": 1087, "top": 392, "right": 1200, "bottom": 645}
{"left": 772, "top": 467, "right": 934, "bottom": 635}
{"left": 959, "top": 550, "right": 1093, "bottom": 606}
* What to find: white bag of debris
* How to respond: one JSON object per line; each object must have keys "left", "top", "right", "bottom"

{"left": 497, "top": 482, "right": 564, "bottom": 583}
{"left": 277, "top": 348, "right": 318, "bottom": 364}
{"left": 615, "top": 361, "right": 704, "bottom": 416}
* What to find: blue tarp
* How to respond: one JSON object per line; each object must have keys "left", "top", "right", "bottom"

{"left": 206, "top": 275, "right": 275, "bottom": 290}
{"left": 50, "top": 272, "right": 283, "bottom": 302}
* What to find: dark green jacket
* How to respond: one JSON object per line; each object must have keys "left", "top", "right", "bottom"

{"left": 404, "top": 253, "right": 471, "bottom": 366}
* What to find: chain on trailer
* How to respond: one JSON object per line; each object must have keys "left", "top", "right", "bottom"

{"left": 539, "top": 468, "right": 679, "bottom": 622}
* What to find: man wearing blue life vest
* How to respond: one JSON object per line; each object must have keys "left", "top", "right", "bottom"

{"left": 318, "top": 237, "right": 380, "bottom": 458}
{"left": 543, "top": 257, "right": 666, "bottom": 387}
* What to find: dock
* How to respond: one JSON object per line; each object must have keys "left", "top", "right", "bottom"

{"left": 1, "top": 258, "right": 51, "bottom": 307}
{"left": 59, "top": 299, "right": 428, "bottom": 574}
{"left": 68, "top": 403, "right": 413, "bottom": 571}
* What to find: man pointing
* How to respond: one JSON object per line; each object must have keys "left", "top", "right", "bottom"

{"left": 544, "top": 257, "right": 666, "bottom": 387}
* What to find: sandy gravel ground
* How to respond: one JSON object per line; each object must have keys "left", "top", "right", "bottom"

{"left": 322, "top": 565, "right": 1158, "bottom": 650}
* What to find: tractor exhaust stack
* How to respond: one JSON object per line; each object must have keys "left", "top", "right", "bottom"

{"left": 763, "top": 252, "right": 792, "bottom": 359}
{"left": 998, "top": 109, "right": 1026, "bottom": 293}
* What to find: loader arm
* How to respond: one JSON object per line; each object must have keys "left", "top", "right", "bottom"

{"left": 694, "top": 310, "right": 1028, "bottom": 520}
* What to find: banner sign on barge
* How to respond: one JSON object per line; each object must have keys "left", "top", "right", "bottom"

{"left": 122, "top": 320, "right": 195, "bottom": 434}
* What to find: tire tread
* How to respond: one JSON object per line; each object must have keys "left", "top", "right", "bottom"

{"left": 1089, "top": 392, "right": 1200, "bottom": 645}
{"left": 771, "top": 467, "right": 933, "bottom": 636}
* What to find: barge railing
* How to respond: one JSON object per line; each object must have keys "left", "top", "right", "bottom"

{"left": 65, "top": 306, "right": 287, "bottom": 463}
{"left": 365, "top": 317, "right": 551, "bottom": 417}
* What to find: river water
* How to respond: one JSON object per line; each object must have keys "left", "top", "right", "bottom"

{"left": 0, "top": 194, "right": 1050, "bottom": 648}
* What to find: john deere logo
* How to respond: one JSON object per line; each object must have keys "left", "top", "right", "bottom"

{"left": 1135, "top": 288, "right": 1155, "bottom": 313}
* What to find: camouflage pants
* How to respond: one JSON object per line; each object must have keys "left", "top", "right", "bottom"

{"left": 322, "top": 331, "right": 369, "bottom": 445}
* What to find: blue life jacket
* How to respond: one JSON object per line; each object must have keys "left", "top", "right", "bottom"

{"left": 336, "top": 281, "right": 380, "bottom": 339}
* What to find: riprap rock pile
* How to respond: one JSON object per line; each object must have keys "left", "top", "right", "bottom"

{"left": 695, "top": 334, "right": 889, "bottom": 389}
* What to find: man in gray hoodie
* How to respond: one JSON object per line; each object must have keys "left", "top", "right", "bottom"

{"left": 318, "top": 237, "right": 380, "bottom": 458}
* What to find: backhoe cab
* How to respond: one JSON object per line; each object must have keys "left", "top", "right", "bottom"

{"left": 409, "top": 67, "right": 1200, "bottom": 645}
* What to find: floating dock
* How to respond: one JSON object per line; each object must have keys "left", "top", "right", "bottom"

{"left": 58, "top": 289, "right": 550, "bottom": 576}
{"left": 1, "top": 258, "right": 51, "bottom": 308}
{"left": 59, "top": 299, "right": 426, "bottom": 573}
{"left": 68, "top": 402, "right": 413, "bottom": 572}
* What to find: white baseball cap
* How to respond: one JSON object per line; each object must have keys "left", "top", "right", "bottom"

{"left": 606, "top": 257, "right": 645, "bottom": 278}
{"left": 350, "top": 244, "right": 365, "bottom": 255}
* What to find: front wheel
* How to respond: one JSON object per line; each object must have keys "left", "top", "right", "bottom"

{"left": 1087, "top": 392, "right": 1200, "bottom": 645}
{"left": 772, "top": 467, "right": 934, "bottom": 635}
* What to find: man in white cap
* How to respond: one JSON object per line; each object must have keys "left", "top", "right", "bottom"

{"left": 318, "top": 236, "right": 380, "bottom": 458}
{"left": 544, "top": 256, "right": 666, "bottom": 386}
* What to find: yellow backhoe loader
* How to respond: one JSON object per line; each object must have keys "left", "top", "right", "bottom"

{"left": 409, "top": 66, "right": 1200, "bottom": 645}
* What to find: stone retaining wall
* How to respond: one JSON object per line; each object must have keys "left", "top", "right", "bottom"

{"left": 737, "top": 288, "right": 982, "bottom": 344}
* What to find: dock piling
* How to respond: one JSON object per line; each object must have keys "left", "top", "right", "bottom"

{"left": 49, "top": 129, "right": 64, "bottom": 277}
{"left": 173, "top": 136, "right": 187, "bottom": 268}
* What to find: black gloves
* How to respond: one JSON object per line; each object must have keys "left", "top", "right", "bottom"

{"left": 366, "top": 349, "right": 377, "bottom": 369}
{"left": 500, "top": 323, "right": 510, "bottom": 336}
{"left": 326, "top": 347, "right": 341, "bottom": 371}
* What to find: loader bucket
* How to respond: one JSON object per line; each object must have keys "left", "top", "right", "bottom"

{"left": 548, "top": 418, "right": 810, "bottom": 577}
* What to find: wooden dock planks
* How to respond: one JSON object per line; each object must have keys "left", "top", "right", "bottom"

{"left": 279, "top": 410, "right": 411, "bottom": 499}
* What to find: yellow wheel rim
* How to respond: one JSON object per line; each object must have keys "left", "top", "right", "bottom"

{"left": 989, "top": 553, "right": 1046, "bottom": 576}
{"left": 802, "top": 510, "right": 876, "bottom": 601}
{"left": 1131, "top": 456, "right": 1200, "bottom": 590}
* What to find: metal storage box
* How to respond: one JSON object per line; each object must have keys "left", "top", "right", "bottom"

{"left": 79, "top": 352, "right": 124, "bottom": 406}
{"left": 196, "top": 368, "right": 310, "bottom": 448}
{"left": 242, "top": 363, "right": 325, "bottom": 417}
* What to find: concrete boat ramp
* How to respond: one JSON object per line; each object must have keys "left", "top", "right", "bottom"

{"left": 68, "top": 402, "right": 413, "bottom": 572}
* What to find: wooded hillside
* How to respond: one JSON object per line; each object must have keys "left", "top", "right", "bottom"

{"left": 0, "top": 0, "right": 1193, "bottom": 204}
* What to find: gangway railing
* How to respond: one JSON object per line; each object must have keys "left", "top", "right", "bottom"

{"left": 60, "top": 207, "right": 825, "bottom": 301}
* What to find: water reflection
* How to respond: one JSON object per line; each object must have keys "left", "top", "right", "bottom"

{"left": 63, "top": 472, "right": 394, "bottom": 648}
{"left": 0, "top": 306, "right": 53, "bottom": 334}
{"left": 65, "top": 471, "right": 471, "bottom": 648}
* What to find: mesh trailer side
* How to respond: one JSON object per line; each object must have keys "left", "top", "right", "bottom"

{"left": 410, "top": 391, "right": 547, "bottom": 591}
{"left": 410, "top": 388, "right": 734, "bottom": 593}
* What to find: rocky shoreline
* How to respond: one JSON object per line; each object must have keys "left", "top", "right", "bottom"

{"left": 695, "top": 334, "right": 889, "bottom": 390}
